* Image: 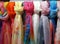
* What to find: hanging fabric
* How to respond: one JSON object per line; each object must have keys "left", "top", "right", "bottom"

{"left": 6, "top": 2, "right": 16, "bottom": 44}
{"left": 33, "top": 1, "right": 40, "bottom": 44}
{"left": 12, "top": 2, "right": 24, "bottom": 44}
{"left": 0, "top": 2, "right": 11, "bottom": 44}
{"left": 38, "top": 1, "right": 51, "bottom": 44}
{"left": 0, "top": 2, "right": 4, "bottom": 44}
{"left": 24, "top": 2, "right": 34, "bottom": 44}
{"left": 49, "top": 1, "right": 57, "bottom": 44}
{"left": 0, "top": 2, "right": 12, "bottom": 44}
{"left": 55, "top": 1, "right": 60, "bottom": 44}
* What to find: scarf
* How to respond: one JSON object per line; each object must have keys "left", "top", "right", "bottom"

{"left": 0, "top": 2, "right": 4, "bottom": 44}
{"left": 55, "top": 1, "right": 60, "bottom": 44}
{"left": 24, "top": 2, "right": 34, "bottom": 44}
{"left": 12, "top": 2, "right": 24, "bottom": 44}
{"left": 6, "top": 2, "right": 16, "bottom": 44}
{"left": 0, "top": 2, "right": 12, "bottom": 44}
{"left": 33, "top": 1, "right": 40, "bottom": 44}
{"left": 38, "top": 1, "right": 51, "bottom": 44}
{"left": 49, "top": 1, "right": 57, "bottom": 44}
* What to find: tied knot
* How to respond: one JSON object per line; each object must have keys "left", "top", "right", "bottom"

{"left": 14, "top": 2, "right": 23, "bottom": 14}
{"left": 49, "top": 1, "right": 57, "bottom": 18}
{"left": 6, "top": 2, "right": 16, "bottom": 17}
{"left": 40, "top": 1, "right": 49, "bottom": 15}
{"left": 34, "top": 2, "right": 40, "bottom": 13}
{"left": 24, "top": 2, "right": 34, "bottom": 15}
{"left": 50, "top": 1, "right": 57, "bottom": 10}
{"left": 0, "top": 2, "right": 4, "bottom": 15}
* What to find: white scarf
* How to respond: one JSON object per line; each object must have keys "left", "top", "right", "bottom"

{"left": 33, "top": 1, "right": 40, "bottom": 44}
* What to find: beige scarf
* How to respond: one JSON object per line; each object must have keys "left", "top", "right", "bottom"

{"left": 12, "top": 2, "right": 24, "bottom": 44}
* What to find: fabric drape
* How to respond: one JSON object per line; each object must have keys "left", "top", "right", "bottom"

{"left": 33, "top": 2, "right": 40, "bottom": 44}
{"left": 55, "top": 1, "right": 60, "bottom": 44}
{"left": 12, "top": 2, "right": 24, "bottom": 44}
{"left": 24, "top": 2, "right": 34, "bottom": 44}
{"left": 38, "top": 1, "right": 51, "bottom": 44}
{"left": 6, "top": 2, "right": 16, "bottom": 44}
{"left": 49, "top": 1, "right": 57, "bottom": 44}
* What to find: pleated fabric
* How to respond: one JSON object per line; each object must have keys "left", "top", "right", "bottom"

{"left": 33, "top": 2, "right": 40, "bottom": 44}
{"left": 24, "top": 2, "right": 34, "bottom": 44}
{"left": 38, "top": 1, "right": 51, "bottom": 44}
{"left": 49, "top": 1, "right": 57, "bottom": 44}
{"left": 55, "top": 1, "right": 60, "bottom": 44}
{"left": 6, "top": 2, "right": 16, "bottom": 44}
{"left": 12, "top": 2, "right": 24, "bottom": 44}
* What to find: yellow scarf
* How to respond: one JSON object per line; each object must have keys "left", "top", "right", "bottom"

{"left": 12, "top": 2, "right": 24, "bottom": 44}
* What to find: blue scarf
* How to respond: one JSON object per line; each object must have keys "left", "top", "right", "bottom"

{"left": 49, "top": 1, "right": 57, "bottom": 44}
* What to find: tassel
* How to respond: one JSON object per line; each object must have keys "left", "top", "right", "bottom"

{"left": 24, "top": 2, "right": 34, "bottom": 44}
{"left": 38, "top": 1, "right": 51, "bottom": 44}
{"left": 49, "top": 1, "right": 57, "bottom": 44}
{"left": 33, "top": 1, "right": 40, "bottom": 44}
{"left": 12, "top": 2, "right": 24, "bottom": 44}
{"left": 55, "top": 1, "right": 60, "bottom": 44}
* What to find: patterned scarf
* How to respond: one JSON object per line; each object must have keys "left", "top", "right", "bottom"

{"left": 0, "top": 2, "right": 12, "bottom": 44}
{"left": 24, "top": 2, "right": 34, "bottom": 44}
{"left": 12, "top": 2, "right": 24, "bottom": 44}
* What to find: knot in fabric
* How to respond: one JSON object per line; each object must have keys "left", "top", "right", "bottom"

{"left": 50, "top": 1, "right": 57, "bottom": 10}
{"left": 40, "top": 1, "right": 49, "bottom": 15}
{"left": 6, "top": 2, "right": 16, "bottom": 17}
{"left": 14, "top": 2, "right": 23, "bottom": 14}
{"left": 33, "top": 1, "right": 40, "bottom": 14}
{"left": 49, "top": 1, "right": 57, "bottom": 18}
{"left": 24, "top": 2, "right": 34, "bottom": 15}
